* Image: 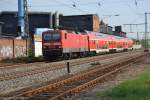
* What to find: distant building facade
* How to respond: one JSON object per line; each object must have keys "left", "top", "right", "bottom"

{"left": 113, "top": 26, "right": 126, "bottom": 37}
{"left": 0, "top": 22, "right": 4, "bottom": 36}
{"left": 99, "top": 21, "right": 113, "bottom": 34}
{"left": 59, "top": 14, "right": 100, "bottom": 32}
{"left": 0, "top": 11, "right": 127, "bottom": 38}
{"left": 0, "top": 11, "right": 52, "bottom": 37}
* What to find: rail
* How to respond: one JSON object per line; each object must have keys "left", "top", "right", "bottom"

{"left": 9, "top": 53, "right": 148, "bottom": 100}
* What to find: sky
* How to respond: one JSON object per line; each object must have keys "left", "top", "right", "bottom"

{"left": 0, "top": 0, "right": 150, "bottom": 39}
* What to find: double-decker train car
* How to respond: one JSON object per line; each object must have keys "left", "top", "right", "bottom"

{"left": 87, "top": 32, "right": 109, "bottom": 54}
{"left": 42, "top": 29, "right": 134, "bottom": 59}
{"left": 86, "top": 31, "right": 133, "bottom": 54}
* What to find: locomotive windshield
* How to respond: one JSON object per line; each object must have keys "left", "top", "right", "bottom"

{"left": 43, "top": 31, "right": 60, "bottom": 41}
{"left": 44, "top": 34, "right": 51, "bottom": 41}
{"left": 53, "top": 33, "right": 60, "bottom": 41}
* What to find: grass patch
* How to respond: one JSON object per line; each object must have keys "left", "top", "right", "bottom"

{"left": 97, "top": 69, "right": 150, "bottom": 100}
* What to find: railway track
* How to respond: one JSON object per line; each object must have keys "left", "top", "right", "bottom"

{"left": 0, "top": 50, "right": 141, "bottom": 71}
{"left": 0, "top": 51, "right": 140, "bottom": 81}
{"left": 9, "top": 52, "right": 148, "bottom": 100}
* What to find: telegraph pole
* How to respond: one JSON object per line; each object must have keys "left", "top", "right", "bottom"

{"left": 18, "top": 0, "right": 25, "bottom": 37}
{"left": 137, "top": 32, "right": 139, "bottom": 42}
{"left": 144, "top": 12, "right": 150, "bottom": 52}
{"left": 18, "top": 0, "right": 33, "bottom": 57}
{"left": 24, "top": 0, "right": 33, "bottom": 57}
{"left": 124, "top": 23, "right": 144, "bottom": 33}
{"left": 18, "top": 0, "right": 29, "bottom": 37}
{"left": 24, "top": 0, "right": 29, "bottom": 38}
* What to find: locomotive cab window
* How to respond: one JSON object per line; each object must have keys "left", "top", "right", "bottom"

{"left": 43, "top": 34, "right": 51, "bottom": 41}
{"left": 43, "top": 31, "right": 60, "bottom": 41}
{"left": 53, "top": 33, "right": 60, "bottom": 41}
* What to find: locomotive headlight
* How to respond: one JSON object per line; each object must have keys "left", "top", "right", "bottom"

{"left": 58, "top": 45, "right": 62, "bottom": 48}
{"left": 55, "top": 45, "right": 62, "bottom": 48}
{"left": 43, "top": 46, "right": 46, "bottom": 49}
{"left": 43, "top": 46, "right": 48, "bottom": 49}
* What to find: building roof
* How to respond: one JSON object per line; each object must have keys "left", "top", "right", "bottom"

{"left": 0, "top": 11, "right": 52, "bottom": 15}
{"left": 61, "top": 14, "right": 99, "bottom": 17}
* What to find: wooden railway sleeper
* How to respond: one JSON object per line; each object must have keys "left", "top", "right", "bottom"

{"left": 51, "top": 54, "right": 147, "bottom": 100}
{"left": 50, "top": 65, "right": 130, "bottom": 100}
{"left": 2, "top": 53, "right": 142, "bottom": 81}
{"left": 47, "top": 62, "right": 139, "bottom": 99}
{"left": 9, "top": 52, "right": 146, "bottom": 99}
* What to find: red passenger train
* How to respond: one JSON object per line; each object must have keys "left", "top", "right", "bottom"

{"left": 42, "top": 29, "right": 133, "bottom": 59}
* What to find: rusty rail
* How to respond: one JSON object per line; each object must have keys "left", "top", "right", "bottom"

{"left": 9, "top": 53, "right": 148, "bottom": 100}
{"left": 51, "top": 54, "right": 146, "bottom": 100}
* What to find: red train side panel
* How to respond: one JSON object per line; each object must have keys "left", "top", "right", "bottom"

{"left": 42, "top": 29, "right": 134, "bottom": 59}
{"left": 61, "top": 30, "right": 88, "bottom": 53}
{"left": 42, "top": 30, "right": 89, "bottom": 58}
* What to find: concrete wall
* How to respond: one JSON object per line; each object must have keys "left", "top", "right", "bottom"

{"left": 34, "top": 41, "right": 42, "bottom": 57}
{"left": 0, "top": 38, "right": 27, "bottom": 60}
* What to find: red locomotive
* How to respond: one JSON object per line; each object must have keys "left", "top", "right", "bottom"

{"left": 42, "top": 29, "right": 133, "bottom": 59}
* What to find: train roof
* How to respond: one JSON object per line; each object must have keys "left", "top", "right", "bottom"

{"left": 86, "top": 31, "right": 132, "bottom": 41}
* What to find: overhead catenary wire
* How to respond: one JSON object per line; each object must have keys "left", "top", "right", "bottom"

{"left": 118, "top": 0, "right": 140, "bottom": 15}
{"left": 0, "top": 0, "right": 17, "bottom": 5}
{"left": 27, "top": 0, "right": 144, "bottom": 15}
{"left": 135, "top": 0, "right": 138, "bottom": 6}
{"left": 28, "top": 0, "right": 104, "bottom": 9}
{"left": 123, "top": 13, "right": 145, "bottom": 34}
{"left": 67, "top": 0, "right": 104, "bottom": 5}
{"left": 52, "top": 0, "right": 90, "bottom": 14}
{"left": 28, "top": 0, "right": 90, "bottom": 14}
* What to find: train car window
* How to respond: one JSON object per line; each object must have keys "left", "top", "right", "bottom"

{"left": 123, "top": 42, "right": 126, "bottom": 45}
{"left": 114, "top": 41, "right": 116, "bottom": 45}
{"left": 96, "top": 41, "right": 99, "bottom": 48}
{"left": 44, "top": 34, "right": 51, "bottom": 41}
{"left": 109, "top": 41, "right": 112, "bottom": 45}
{"left": 93, "top": 40, "right": 96, "bottom": 44}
